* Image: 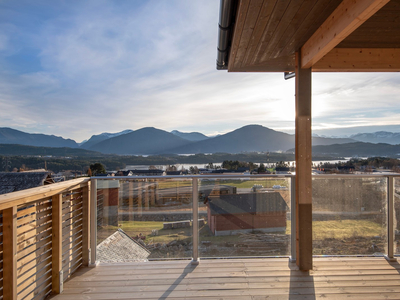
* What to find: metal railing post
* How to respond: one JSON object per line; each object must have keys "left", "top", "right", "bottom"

{"left": 90, "top": 178, "right": 98, "bottom": 266}
{"left": 192, "top": 177, "right": 200, "bottom": 265}
{"left": 290, "top": 175, "right": 296, "bottom": 262}
{"left": 386, "top": 176, "right": 396, "bottom": 261}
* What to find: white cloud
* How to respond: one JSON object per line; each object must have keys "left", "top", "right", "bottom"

{"left": 0, "top": 1, "right": 400, "bottom": 142}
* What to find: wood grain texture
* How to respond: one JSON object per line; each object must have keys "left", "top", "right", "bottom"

{"left": 48, "top": 257, "right": 400, "bottom": 300}
{"left": 3, "top": 206, "right": 17, "bottom": 300}
{"left": 301, "top": 0, "right": 390, "bottom": 68}
{"left": 313, "top": 48, "right": 400, "bottom": 71}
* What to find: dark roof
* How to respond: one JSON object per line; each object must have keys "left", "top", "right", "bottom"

{"left": 130, "top": 169, "right": 163, "bottom": 174}
{"left": 166, "top": 171, "right": 182, "bottom": 175}
{"left": 116, "top": 170, "right": 132, "bottom": 176}
{"left": 96, "top": 229, "right": 150, "bottom": 263}
{"left": 208, "top": 192, "right": 288, "bottom": 215}
{"left": 0, "top": 172, "right": 54, "bottom": 195}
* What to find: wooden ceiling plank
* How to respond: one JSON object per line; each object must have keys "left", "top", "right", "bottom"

{"left": 301, "top": 0, "right": 391, "bottom": 69}
{"left": 251, "top": 1, "right": 291, "bottom": 65}
{"left": 277, "top": 0, "right": 343, "bottom": 58}
{"left": 312, "top": 48, "right": 400, "bottom": 71}
{"left": 229, "top": 0, "right": 261, "bottom": 71}
{"left": 241, "top": 0, "right": 277, "bottom": 68}
{"left": 228, "top": 0, "right": 251, "bottom": 72}
{"left": 259, "top": 0, "right": 306, "bottom": 62}
{"left": 268, "top": 0, "right": 321, "bottom": 59}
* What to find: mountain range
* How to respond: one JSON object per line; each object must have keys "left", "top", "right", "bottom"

{"left": 0, "top": 125, "right": 399, "bottom": 156}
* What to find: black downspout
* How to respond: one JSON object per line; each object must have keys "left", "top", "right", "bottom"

{"left": 216, "top": 0, "right": 237, "bottom": 70}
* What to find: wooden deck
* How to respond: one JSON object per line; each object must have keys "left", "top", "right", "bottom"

{"left": 49, "top": 257, "right": 400, "bottom": 299}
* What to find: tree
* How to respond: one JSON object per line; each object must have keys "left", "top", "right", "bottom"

{"left": 89, "top": 163, "right": 106, "bottom": 175}
{"left": 257, "top": 163, "right": 266, "bottom": 173}
{"left": 189, "top": 166, "right": 199, "bottom": 174}
{"left": 166, "top": 165, "right": 177, "bottom": 171}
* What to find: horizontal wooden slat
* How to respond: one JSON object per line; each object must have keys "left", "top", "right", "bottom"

{"left": 17, "top": 259, "right": 52, "bottom": 292}
{"left": 17, "top": 227, "right": 52, "bottom": 253}
{"left": 18, "top": 274, "right": 51, "bottom": 300}
{"left": 62, "top": 219, "right": 83, "bottom": 237}
{"left": 0, "top": 178, "right": 89, "bottom": 211}
{"left": 17, "top": 254, "right": 52, "bottom": 281}
{"left": 63, "top": 248, "right": 83, "bottom": 270}
{"left": 62, "top": 235, "right": 83, "bottom": 255}
{"left": 17, "top": 207, "right": 52, "bottom": 228}
{"left": 62, "top": 202, "right": 82, "bottom": 216}
{"left": 62, "top": 224, "right": 83, "bottom": 244}
{"left": 62, "top": 210, "right": 83, "bottom": 225}
{"left": 16, "top": 244, "right": 52, "bottom": 270}
{"left": 62, "top": 206, "right": 83, "bottom": 223}
{"left": 17, "top": 201, "right": 51, "bottom": 219}
{"left": 17, "top": 222, "right": 52, "bottom": 245}
{"left": 17, "top": 215, "right": 52, "bottom": 236}
{"left": 17, "top": 235, "right": 52, "bottom": 260}
{"left": 62, "top": 196, "right": 82, "bottom": 209}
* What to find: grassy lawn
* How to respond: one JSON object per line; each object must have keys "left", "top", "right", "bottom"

{"left": 312, "top": 219, "right": 384, "bottom": 240}
{"left": 203, "top": 179, "right": 289, "bottom": 189}
{"left": 118, "top": 220, "right": 192, "bottom": 244}
{"left": 98, "top": 218, "right": 384, "bottom": 245}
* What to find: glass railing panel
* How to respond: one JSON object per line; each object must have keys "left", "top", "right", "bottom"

{"left": 395, "top": 177, "right": 400, "bottom": 256}
{"left": 96, "top": 178, "right": 193, "bottom": 262}
{"left": 198, "top": 177, "right": 291, "bottom": 258}
{"left": 312, "top": 177, "right": 387, "bottom": 256}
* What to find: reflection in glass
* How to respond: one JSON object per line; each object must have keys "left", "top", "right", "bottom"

{"left": 198, "top": 178, "right": 291, "bottom": 258}
{"left": 96, "top": 178, "right": 193, "bottom": 262}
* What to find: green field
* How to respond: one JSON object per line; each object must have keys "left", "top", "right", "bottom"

{"left": 98, "top": 219, "right": 383, "bottom": 244}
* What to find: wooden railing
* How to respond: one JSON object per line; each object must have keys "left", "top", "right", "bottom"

{"left": 0, "top": 178, "right": 90, "bottom": 300}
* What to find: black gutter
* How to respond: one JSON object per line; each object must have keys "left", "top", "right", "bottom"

{"left": 216, "top": 0, "right": 238, "bottom": 70}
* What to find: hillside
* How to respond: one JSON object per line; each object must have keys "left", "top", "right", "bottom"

{"left": 0, "top": 144, "right": 103, "bottom": 157}
{"left": 350, "top": 131, "right": 400, "bottom": 145}
{"left": 171, "top": 130, "right": 209, "bottom": 142}
{"left": 80, "top": 130, "right": 133, "bottom": 149}
{"left": 299, "top": 142, "right": 400, "bottom": 157}
{"left": 88, "top": 127, "right": 192, "bottom": 154}
{"left": 166, "top": 125, "right": 355, "bottom": 154}
{"left": 0, "top": 128, "right": 78, "bottom": 148}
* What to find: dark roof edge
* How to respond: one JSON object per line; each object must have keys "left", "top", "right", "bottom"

{"left": 216, "top": 0, "right": 238, "bottom": 70}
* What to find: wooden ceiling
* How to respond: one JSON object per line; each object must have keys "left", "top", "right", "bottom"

{"left": 227, "top": 0, "right": 400, "bottom": 72}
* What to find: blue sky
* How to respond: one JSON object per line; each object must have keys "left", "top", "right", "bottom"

{"left": 1, "top": 1, "right": 400, "bottom": 142}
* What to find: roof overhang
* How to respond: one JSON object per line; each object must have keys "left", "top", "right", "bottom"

{"left": 217, "top": 0, "right": 400, "bottom": 72}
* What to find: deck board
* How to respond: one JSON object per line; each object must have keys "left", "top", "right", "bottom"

{"left": 49, "top": 257, "right": 400, "bottom": 299}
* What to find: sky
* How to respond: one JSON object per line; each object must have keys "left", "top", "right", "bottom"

{"left": 1, "top": 1, "right": 400, "bottom": 143}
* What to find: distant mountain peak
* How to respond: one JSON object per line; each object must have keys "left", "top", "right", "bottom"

{"left": 171, "top": 130, "right": 209, "bottom": 142}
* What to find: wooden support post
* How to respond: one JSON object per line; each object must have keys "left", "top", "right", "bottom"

{"left": 386, "top": 176, "right": 396, "bottom": 261}
{"left": 295, "top": 50, "right": 313, "bottom": 271}
{"left": 82, "top": 182, "right": 91, "bottom": 266}
{"left": 150, "top": 180, "right": 155, "bottom": 207}
{"left": 145, "top": 180, "right": 149, "bottom": 211}
{"left": 3, "top": 206, "right": 17, "bottom": 300}
{"left": 138, "top": 181, "right": 143, "bottom": 216}
{"left": 129, "top": 181, "right": 134, "bottom": 221}
{"left": 90, "top": 179, "right": 97, "bottom": 266}
{"left": 52, "top": 194, "right": 63, "bottom": 293}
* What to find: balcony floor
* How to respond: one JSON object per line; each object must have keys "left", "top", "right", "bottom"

{"left": 49, "top": 257, "right": 400, "bottom": 300}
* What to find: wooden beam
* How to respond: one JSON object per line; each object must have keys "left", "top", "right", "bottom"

{"left": 52, "top": 194, "right": 63, "bottom": 294}
{"left": 3, "top": 206, "right": 17, "bottom": 300}
{"left": 82, "top": 182, "right": 91, "bottom": 266}
{"left": 301, "top": 0, "right": 390, "bottom": 68}
{"left": 0, "top": 177, "right": 89, "bottom": 211}
{"left": 295, "top": 51, "right": 312, "bottom": 271}
{"left": 313, "top": 48, "right": 400, "bottom": 71}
